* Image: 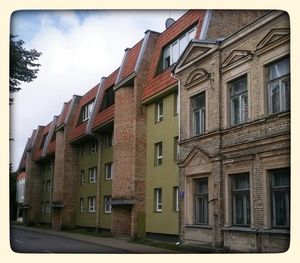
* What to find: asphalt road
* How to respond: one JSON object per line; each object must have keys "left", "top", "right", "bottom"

{"left": 10, "top": 227, "right": 125, "bottom": 253}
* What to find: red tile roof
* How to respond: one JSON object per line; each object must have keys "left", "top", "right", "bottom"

{"left": 46, "top": 116, "right": 59, "bottom": 155}
{"left": 57, "top": 100, "right": 71, "bottom": 128}
{"left": 142, "top": 10, "right": 205, "bottom": 101}
{"left": 117, "top": 39, "right": 143, "bottom": 83}
{"left": 32, "top": 126, "right": 46, "bottom": 161}
{"left": 92, "top": 68, "right": 119, "bottom": 130}
{"left": 68, "top": 84, "right": 99, "bottom": 142}
{"left": 17, "top": 171, "right": 27, "bottom": 181}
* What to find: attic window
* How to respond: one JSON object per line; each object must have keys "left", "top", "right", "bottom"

{"left": 40, "top": 133, "right": 48, "bottom": 149}
{"left": 80, "top": 100, "right": 94, "bottom": 122}
{"left": 100, "top": 86, "right": 114, "bottom": 111}
{"left": 160, "top": 26, "right": 196, "bottom": 71}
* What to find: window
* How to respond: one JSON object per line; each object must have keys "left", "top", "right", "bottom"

{"left": 267, "top": 57, "right": 290, "bottom": 114}
{"left": 41, "top": 202, "right": 44, "bottom": 213}
{"left": 270, "top": 168, "right": 290, "bottom": 228}
{"left": 154, "top": 188, "right": 162, "bottom": 212}
{"left": 195, "top": 179, "right": 208, "bottom": 224}
{"left": 89, "top": 167, "right": 97, "bottom": 183}
{"left": 80, "top": 198, "right": 84, "bottom": 213}
{"left": 232, "top": 174, "right": 250, "bottom": 226}
{"left": 154, "top": 142, "right": 163, "bottom": 166}
{"left": 100, "top": 86, "right": 114, "bottom": 111}
{"left": 89, "top": 140, "right": 97, "bottom": 154}
{"left": 45, "top": 202, "right": 51, "bottom": 214}
{"left": 174, "top": 187, "right": 179, "bottom": 212}
{"left": 104, "top": 133, "right": 113, "bottom": 148}
{"left": 105, "top": 162, "right": 113, "bottom": 180}
{"left": 80, "top": 100, "right": 94, "bottom": 122}
{"left": 88, "top": 197, "right": 96, "bottom": 212}
{"left": 104, "top": 196, "right": 112, "bottom": 213}
{"left": 155, "top": 101, "right": 163, "bottom": 122}
{"left": 174, "top": 136, "right": 179, "bottom": 161}
{"left": 161, "top": 26, "right": 196, "bottom": 70}
{"left": 40, "top": 133, "right": 48, "bottom": 149}
{"left": 80, "top": 170, "right": 85, "bottom": 185}
{"left": 230, "top": 76, "right": 248, "bottom": 126}
{"left": 192, "top": 92, "right": 205, "bottom": 135}
{"left": 46, "top": 180, "right": 51, "bottom": 192}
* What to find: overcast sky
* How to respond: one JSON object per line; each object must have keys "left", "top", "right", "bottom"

{"left": 10, "top": 10, "right": 186, "bottom": 171}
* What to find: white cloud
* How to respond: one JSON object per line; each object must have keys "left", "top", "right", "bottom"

{"left": 10, "top": 10, "right": 186, "bottom": 170}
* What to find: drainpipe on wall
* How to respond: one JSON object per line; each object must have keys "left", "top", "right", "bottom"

{"left": 171, "top": 72, "right": 182, "bottom": 243}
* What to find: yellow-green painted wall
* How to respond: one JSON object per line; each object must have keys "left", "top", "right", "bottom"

{"left": 99, "top": 140, "right": 113, "bottom": 230}
{"left": 145, "top": 92, "right": 179, "bottom": 235}
{"left": 76, "top": 140, "right": 98, "bottom": 227}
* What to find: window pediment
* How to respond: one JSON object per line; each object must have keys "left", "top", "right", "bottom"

{"left": 256, "top": 28, "right": 290, "bottom": 55}
{"left": 185, "top": 68, "right": 210, "bottom": 89}
{"left": 180, "top": 146, "right": 211, "bottom": 174}
{"left": 221, "top": 50, "right": 253, "bottom": 73}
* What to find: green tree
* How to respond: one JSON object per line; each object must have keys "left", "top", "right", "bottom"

{"left": 9, "top": 34, "right": 42, "bottom": 103}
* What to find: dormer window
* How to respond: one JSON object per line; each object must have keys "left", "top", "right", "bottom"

{"left": 161, "top": 26, "right": 196, "bottom": 71}
{"left": 40, "top": 133, "right": 48, "bottom": 149}
{"left": 80, "top": 100, "right": 94, "bottom": 122}
{"left": 100, "top": 86, "right": 114, "bottom": 111}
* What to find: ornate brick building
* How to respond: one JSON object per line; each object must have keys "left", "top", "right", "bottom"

{"left": 16, "top": 10, "right": 290, "bottom": 252}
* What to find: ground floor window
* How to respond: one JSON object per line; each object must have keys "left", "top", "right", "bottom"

{"left": 154, "top": 188, "right": 162, "bottom": 212}
{"left": 104, "top": 196, "right": 112, "bottom": 213}
{"left": 80, "top": 198, "right": 84, "bottom": 213}
{"left": 232, "top": 173, "right": 250, "bottom": 226}
{"left": 88, "top": 196, "right": 96, "bottom": 212}
{"left": 270, "top": 168, "right": 290, "bottom": 228}
{"left": 194, "top": 179, "right": 208, "bottom": 224}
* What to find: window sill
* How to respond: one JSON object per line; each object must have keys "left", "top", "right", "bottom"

{"left": 221, "top": 226, "right": 256, "bottom": 232}
{"left": 185, "top": 224, "right": 212, "bottom": 229}
{"left": 261, "top": 228, "right": 290, "bottom": 235}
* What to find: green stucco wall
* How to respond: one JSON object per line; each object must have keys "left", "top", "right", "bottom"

{"left": 145, "top": 92, "right": 179, "bottom": 235}
{"left": 76, "top": 141, "right": 98, "bottom": 227}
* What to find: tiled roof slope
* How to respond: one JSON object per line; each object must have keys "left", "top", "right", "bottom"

{"left": 46, "top": 116, "right": 59, "bottom": 155}
{"left": 56, "top": 100, "right": 71, "bottom": 129}
{"left": 17, "top": 171, "right": 27, "bottom": 181}
{"left": 142, "top": 10, "right": 205, "bottom": 101}
{"left": 32, "top": 124, "right": 48, "bottom": 161}
{"left": 117, "top": 40, "right": 143, "bottom": 83}
{"left": 68, "top": 84, "right": 99, "bottom": 142}
{"left": 92, "top": 68, "right": 119, "bottom": 130}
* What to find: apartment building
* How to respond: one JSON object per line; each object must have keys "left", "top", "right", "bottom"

{"left": 16, "top": 10, "right": 289, "bottom": 252}
{"left": 173, "top": 10, "right": 290, "bottom": 252}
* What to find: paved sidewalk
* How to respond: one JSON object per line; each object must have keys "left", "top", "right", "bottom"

{"left": 11, "top": 225, "right": 176, "bottom": 253}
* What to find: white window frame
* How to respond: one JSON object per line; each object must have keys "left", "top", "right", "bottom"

{"left": 82, "top": 100, "right": 94, "bottom": 122}
{"left": 155, "top": 100, "right": 164, "bottom": 123}
{"left": 162, "top": 26, "right": 196, "bottom": 70}
{"left": 192, "top": 92, "right": 206, "bottom": 135}
{"left": 80, "top": 170, "right": 85, "bottom": 185}
{"left": 104, "top": 196, "right": 112, "bottom": 213}
{"left": 174, "top": 136, "right": 179, "bottom": 162}
{"left": 154, "top": 188, "right": 162, "bottom": 212}
{"left": 89, "top": 167, "right": 97, "bottom": 183}
{"left": 45, "top": 202, "right": 51, "bottom": 214}
{"left": 46, "top": 180, "right": 51, "bottom": 192}
{"left": 80, "top": 198, "right": 84, "bottom": 213}
{"left": 155, "top": 142, "right": 163, "bottom": 166}
{"left": 267, "top": 57, "right": 290, "bottom": 115}
{"left": 88, "top": 197, "right": 96, "bottom": 212}
{"left": 230, "top": 76, "right": 248, "bottom": 126}
{"left": 90, "top": 140, "right": 97, "bottom": 153}
{"left": 105, "top": 162, "right": 113, "bottom": 180}
{"left": 104, "top": 133, "right": 113, "bottom": 148}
